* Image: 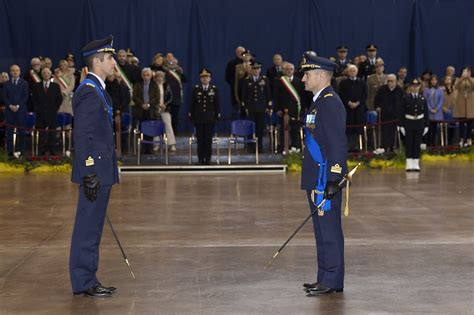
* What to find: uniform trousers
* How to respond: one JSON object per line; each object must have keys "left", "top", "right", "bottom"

{"left": 306, "top": 190, "right": 344, "bottom": 289}
{"left": 69, "top": 185, "right": 112, "bottom": 293}
{"left": 248, "top": 111, "right": 265, "bottom": 152}
{"left": 405, "top": 120, "right": 424, "bottom": 158}
{"left": 5, "top": 109, "right": 26, "bottom": 154}
{"left": 195, "top": 122, "right": 214, "bottom": 163}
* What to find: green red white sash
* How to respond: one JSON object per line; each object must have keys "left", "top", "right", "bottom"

{"left": 115, "top": 64, "right": 133, "bottom": 91}
{"left": 167, "top": 69, "right": 183, "bottom": 100}
{"left": 280, "top": 76, "right": 301, "bottom": 114}
{"left": 56, "top": 76, "right": 70, "bottom": 90}
{"left": 29, "top": 70, "right": 41, "bottom": 83}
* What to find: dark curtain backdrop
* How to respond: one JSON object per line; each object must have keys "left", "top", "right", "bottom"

{"left": 0, "top": 0, "right": 471, "bottom": 131}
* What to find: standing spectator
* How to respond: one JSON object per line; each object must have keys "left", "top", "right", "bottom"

{"left": 359, "top": 44, "right": 379, "bottom": 80}
{"left": 132, "top": 68, "right": 159, "bottom": 153}
{"left": 235, "top": 50, "right": 254, "bottom": 112}
{"left": 153, "top": 71, "right": 176, "bottom": 152}
{"left": 24, "top": 57, "right": 42, "bottom": 111}
{"left": 2, "top": 65, "right": 29, "bottom": 158}
{"left": 442, "top": 66, "right": 456, "bottom": 83}
{"left": 397, "top": 66, "right": 408, "bottom": 90}
{"left": 453, "top": 66, "right": 474, "bottom": 147}
{"left": 116, "top": 49, "right": 141, "bottom": 86}
{"left": 150, "top": 53, "right": 166, "bottom": 72}
{"left": 55, "top": 59, "right": 75, "bottom": 115}
{"left": 225, "top": 46, "right": 245, "bottom": 108}
{"left": 334, "top": 46, "right": 351, "bottom": 77}
{"left": 189, "top": 69, "right": 220, "bottom": 165}
{"left": 441, "top": 75, "right": 457, "bottom": 145}
{"left": 106, "top": 70, "right": 130, "bottom": 114}
{"left": 374, "top": 74, "right": 404, "bottom": 152}
{"left": 165, "top": 57, "right": 186, "bottom": 134}
{"left": 0, "top": 72, "right": 9, "bottom": 146}
{"left": 419, "top": 70, "right": 432, "bottom": 93}
{"left": 400, "top": 79, "right": 429, "bottom": 171}
{"left": 65, "top": 53, "right": 81, "bottom": 91}
{"left": 273, "top": 62, "right": 304, "bottom": 153}
{"left": 266, "top": 53, "right": 283, "bottom": 92}
{"left": 43, "top": 57, "right": 53, "bottom": 70}
{"left": 338, "top": 64, "right": 367, "bottom": 151}
{"left": 241, "top": 61, "right": 271, "bottom": 153}
{"left": 32, "top": 68, "right": 63, "bottom": 155}
{"left": 366, "top": 58, "right": 387, "bottom": 112}
{"left": 423, "top": 75, "right": 445, "bottom": 146}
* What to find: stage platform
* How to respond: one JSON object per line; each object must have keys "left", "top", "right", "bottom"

{"left": 0, "top": 164, "right": 473, "bottom": 314}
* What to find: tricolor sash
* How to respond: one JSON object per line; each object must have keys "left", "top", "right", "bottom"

{"left": 56, "top": 75, "right": 70, "bottom": 90}
{"left": 280, "top": 76, "right": 301, "bottom": 114}
{"left": 115, "top": 64, "right": 133, "bottom": 91}
{"left": 29, "top": 70, "right": 41, "bottom": 84}
{"left": 167, "top": 69, "right": 183, "bottom": 100}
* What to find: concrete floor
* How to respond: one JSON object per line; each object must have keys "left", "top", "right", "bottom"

{"left": 0, "top": 164, "right": 473, "bottom": 315}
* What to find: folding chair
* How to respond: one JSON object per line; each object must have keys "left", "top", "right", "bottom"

{"left": 137, "top": 120, "right": 168, "bottom": 165}
{"left": 228, "top": 120, "right": 258, "bottom": 164}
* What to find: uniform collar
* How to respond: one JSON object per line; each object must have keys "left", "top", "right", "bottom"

{"left": 88, "top": 72, "right": 106, "bottom": 90}
{"left": 313, "top": 85, "right": 332, "bottom": 102}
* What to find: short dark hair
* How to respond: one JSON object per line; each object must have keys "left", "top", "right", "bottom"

{"left": 85, "top": 52, "right": 106, "bottom": 70}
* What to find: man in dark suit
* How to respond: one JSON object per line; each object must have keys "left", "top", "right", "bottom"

{"left": 273, "top": 62, "right": 304, "bottom": 153}
{"left": 338, "top": 64, "right": 368, "bottom": 151}
{"left": 31, "top": 67, "right": 62, "bottom": 155}
{"left": 132, "top": 68, "right": 160, "bottom": 153}
{"left": 2, "top": 64, "right": 29, "bottom": 158}
{"left": 189, "top": 69, "right": 220, "bottom": 165}
{"left": 241, "top": 61, "right": 272, "bottom": 153}
{"left": 266, "top": 54, "right": 284, "bottom": 93}
{"left": 165, "top": 57, "right": 186, "bottom": 134}
{"left": 299, "top": 51, "right": 348, "bottom": 296}
{"left": 69, "top": 35, "right": 119, "bottom": 298}
{"left": 116, "top": 49, "right": 141, "bottom": 86}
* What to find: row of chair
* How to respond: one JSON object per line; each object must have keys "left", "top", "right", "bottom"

{"left": 135, "top": 120, "right": 259, "bottom": 165}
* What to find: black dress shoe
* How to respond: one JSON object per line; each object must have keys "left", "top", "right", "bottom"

{"left": 303, "top": 282, "right": 318, "bottom": 289}
{"left": 306, "top": 284, "right": 343, "bottom": 296}
{"left": 74, "top": 285, "right": 113, "bottom": 297}
{"left": 97, "top": 281, "right": 117, "bottom": 293}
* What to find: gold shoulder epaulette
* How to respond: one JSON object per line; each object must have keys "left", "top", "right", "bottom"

{"left": 324, "top": 93, "right": 333, "bottom": 98}
{"left": 85, "top": 83, "right": 95, "bottom": 88}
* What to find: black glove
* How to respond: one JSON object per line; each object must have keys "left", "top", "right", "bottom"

{"left": 324, "top": 181, "right": 339, "bottom": 200}
{"left": 83, "top": 173, "right": 100, "bottom": 202}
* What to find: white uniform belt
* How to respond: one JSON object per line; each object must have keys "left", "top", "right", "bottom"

{"left": 405, "top": 114, "right": 424, "bottom": 120}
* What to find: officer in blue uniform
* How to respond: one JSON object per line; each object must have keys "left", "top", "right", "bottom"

{"left": 69, "top": 35, "right": 120, "bottom": 298}
{"left": 299, "top": 51, "right": 348, "bottom": 296}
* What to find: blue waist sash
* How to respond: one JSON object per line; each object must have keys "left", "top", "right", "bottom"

{"left": 304, "top": 127, "right": 331, "bottom": 211}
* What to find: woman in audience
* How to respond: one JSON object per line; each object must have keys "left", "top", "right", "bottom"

{"left": 153, "top": 71, "right": 176, "bottom": 152}
{"left": 423, "top": 75, "right": 445, "bottom": 146}
{"left": 442, "top": 76, "right": 457, "bottom": 145}
{"left": 453, "top": 66, "right": 474, "bottom": 147}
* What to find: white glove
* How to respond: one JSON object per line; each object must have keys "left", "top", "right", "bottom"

{"left": 399, "top": 126, "right": 405, "bottom": 136}
{"left": 423, "top": 127, "right": 429, "bottom": 136}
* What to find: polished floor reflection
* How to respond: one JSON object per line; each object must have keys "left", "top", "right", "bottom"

{"left": 0, "top": 164, "right": 473, "bottom": 314}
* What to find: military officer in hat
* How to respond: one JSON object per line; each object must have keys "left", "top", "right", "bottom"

{"left": 69, "top": 35, "right": 120, "bottom": 297}
{"left": 241, "top": 61, "right": 271, "bottom": 152}
{"left": 399, "top": 78, "right": 429, "bottom": 171}
{"left": 359, "top": 44, "right": 380, "bottom": 80}
{"left": 189, "top": 68, "right": 220, "bottom": 165}
{"left": 334, "top": 46, "right": 351, "bottom": 77}
{"left": 299, "top": 51, "right": 348, "bottom": 296}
